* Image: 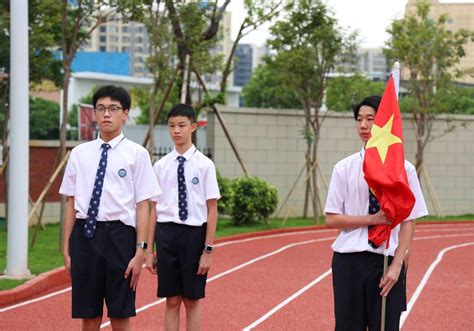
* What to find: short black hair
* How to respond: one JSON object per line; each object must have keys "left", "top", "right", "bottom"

{"left": 167, "top": 103, "right": 196, "bottom": 122}
{"left": 92, "top": 85, "right": 131, "bottom": 110}
{"left": 353, "top": 95, "right": 381, "bottom": 120}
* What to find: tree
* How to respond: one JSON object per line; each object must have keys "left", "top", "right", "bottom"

{"left": 29, "top": 97, "right": 60, "bottom": 140}
{"left": 326, "top": 75, "right": 385, "bottom": 112}
{"left": 384, "top": 0, "right": 474, "bottom": 175}
{"left": 0, "top": 0, "right": 63, "bottom": 137}
{"left": 219, "top": 0, "right": 284, "bottom": 95}
{"left": 165, "top": 0, "right": 230, "bottom": 104}
{"left": 268, "top": 0, "right": 356, "bottom": 219}
{"left": 241, "top": 59, "right": 303, "bottom": 109}
{"left": 126, "top": 1, "right": 175, "bottom": 154}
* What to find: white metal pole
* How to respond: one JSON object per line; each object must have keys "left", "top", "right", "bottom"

{"left": 5, "top": 0, "right": 30, "bottom": 278}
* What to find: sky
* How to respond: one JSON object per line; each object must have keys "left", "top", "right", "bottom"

{"left": 227, "top": 0, "right": 474, "bottom": 48}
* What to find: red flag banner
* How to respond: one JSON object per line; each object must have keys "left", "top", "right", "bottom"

{"left": 363, "top": 76, "right": 415, "bottom": 248}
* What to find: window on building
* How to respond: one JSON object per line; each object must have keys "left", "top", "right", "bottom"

{"left": 122, "top": 36, "right": 130, "bottom": 43}
{"left": 122, "top": 26, "right": 129, "bottom": 33}
{"left": 99, "top": 25, "right": 106, "bottom": 33}
{"left": 122, "top": 46, "right": 130, "bottom": 52}
{"left": 99, "top": 35, "right": 106, "bottom": 43}
{"left": 99, "top": 46, "right": 106, "bottom": 52}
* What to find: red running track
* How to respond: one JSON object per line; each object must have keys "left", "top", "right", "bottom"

{"left": 1, "top": 223, "right": 473, "bottom": 330}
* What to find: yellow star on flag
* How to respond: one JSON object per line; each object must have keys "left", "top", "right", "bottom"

{"left": 365, "top": 114, "right": 402, "bottom": 163}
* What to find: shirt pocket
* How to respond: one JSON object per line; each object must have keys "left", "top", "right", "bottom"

{"left": 187, "top": 171, "right": 206, "bottom": 206}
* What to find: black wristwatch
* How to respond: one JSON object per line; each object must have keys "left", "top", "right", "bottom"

{"left": 204, "top": 244, "right": 214, "bottom": 254}
{"left": 136, "top": 242, "right": 148, "bottom": 250}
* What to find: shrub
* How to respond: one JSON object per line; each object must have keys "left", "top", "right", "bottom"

{"left": 230, "top": 176, "right": 279, "bottom": 225}
{"left": 216, "top": 171, "right": 234, "bottom": 216}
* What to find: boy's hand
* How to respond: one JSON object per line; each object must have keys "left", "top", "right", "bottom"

{"left": 63, "top": 254, "right": 71, "bottom": 276}
{"left": 370, "top": 211, "right": 392, "bottom": 226}
{"left": 197, "top": 253, "right": 211, "bottom": 275}
{"left": 125, "top": 252, "right": 145, "bottom": 291}
{"left": 379, "top": 262, "right": 402, "bottom": 297}
{"left": 145, "top": 251, "right": 157, "bottom": 274}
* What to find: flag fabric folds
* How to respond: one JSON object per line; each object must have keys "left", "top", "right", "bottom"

{"left": 363, "top": 76, "right": 415, "bottom": 248}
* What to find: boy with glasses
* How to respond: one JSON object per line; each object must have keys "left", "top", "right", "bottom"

{"left": 60, "top": 85, "right": 160, "bottom": 330}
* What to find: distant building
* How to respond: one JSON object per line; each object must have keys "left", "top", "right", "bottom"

{"left": 71, "top": 52, "right": 130, "bottom": 76}
{"left": 233, "top": 44, "right": 269, "bottom": 87}
{"left": 82, "top": 19, "right": 149, "bottom": 77}
{"left": 356, "top": 48, "right": 389, "bottom": 81}
{"left": 82, "top": 8, "right": 233, "bottom": 85}
{"left": 234, "top": 44, "right": 252, "bottom": 87}
{"left": 405, "top": 0, "right": 474, "bottom": 84}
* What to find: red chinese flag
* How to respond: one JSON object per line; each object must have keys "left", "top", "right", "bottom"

{"left": 363, "top": 76, "right": 415, "bottom": 248}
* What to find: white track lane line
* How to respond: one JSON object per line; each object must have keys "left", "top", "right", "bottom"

{"left": 235, "top": 233, "right": 474, "bottom": 330}
{"left": 0, "top": 287, "right": 72, "bottom": 313}
{"left": 0, "top": 230, "right": 334, "bottom": 313}
{"left": 99, "top": 236, "right": 336, "bottom": 328}
{"left": 1, "top": 228, "right": 471, "bottom": 313}
{"left": 400, "top": 242, "right": 474, "bottom": 329}
{"left": 243, "top": 269, "right": 332, "bottom": 330}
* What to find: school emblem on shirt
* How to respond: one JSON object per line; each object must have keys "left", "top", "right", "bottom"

{"left": 118, "top": 168, "right": 127, "bottom": 178}
{"left": 192, "top": 177, "right": 199, "bottom": 185}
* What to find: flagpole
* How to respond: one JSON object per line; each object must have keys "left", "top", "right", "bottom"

{"left": 381, "top": 61, "right": 401, "bottom": 331}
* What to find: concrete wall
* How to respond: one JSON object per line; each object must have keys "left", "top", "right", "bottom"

{"left": 208, "top": 106, "right": 474, "bottom": 217}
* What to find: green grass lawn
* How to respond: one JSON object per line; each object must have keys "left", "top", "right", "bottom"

{"left": 1, "top": 214, "right": 472, "bottom": 291}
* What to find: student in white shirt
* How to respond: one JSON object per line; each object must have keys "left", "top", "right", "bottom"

{"left": 145, "top": 103, "right": 220, "bottom": 331}
{"left": 325, "top": 95, "right": 428, "bottom": 330}
{"left": 59, "top": 85, "right": 160, "bottom": 330}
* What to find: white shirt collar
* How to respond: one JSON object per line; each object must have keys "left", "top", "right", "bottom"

{"left": 172, "top": 144, "right": 197, "bottom": 161}
{"left": 97, "top": 132, "right": 125, "bottom": 149}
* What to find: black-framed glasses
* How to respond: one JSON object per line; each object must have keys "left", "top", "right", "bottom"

{"left": 94, "top": 105, "right": 123, "bottom": 115}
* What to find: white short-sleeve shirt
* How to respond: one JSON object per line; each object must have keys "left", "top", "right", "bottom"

{"left": 59, "top": 133, "right": 161, "bottom": 227}
{"left": 324, "top": 148, "right": 428, "bottom": 256}
{"left": 153, "top": 145, "right": 221, "bottom": 226}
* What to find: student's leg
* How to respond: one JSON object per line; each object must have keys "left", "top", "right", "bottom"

{"left": 165, "top": 295, "right": 183, "bottom": 331}
{"left": 70, "top": 220, "right": 105, "bottom": 319}
{"left": 109, "top": 317, "right": 131, "bottom": 331}
{"left": 104, "top": 222, "right": 137, "bottom": 319}
{"left": 81, "top": 317, "right": 102, "bottom": 331}
{"left": 183, "top": 298, "right": 201, "bottom": 331}
{"left": 366, "top": 255, "right": 406, "bottom": 331}
{"left": 332, "top": 252, "right": 367, "bottom": 330}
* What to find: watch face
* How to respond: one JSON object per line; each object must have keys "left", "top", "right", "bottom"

{"left": 137, "top": 242, "right": 148, "bottom": 250}
{"left": 205, "top": 245, "right": 213, "bottom": 252}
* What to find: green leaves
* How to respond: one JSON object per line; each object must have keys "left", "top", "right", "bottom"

{"left": 230, "top": 176, "right": 279, "bottom": 225}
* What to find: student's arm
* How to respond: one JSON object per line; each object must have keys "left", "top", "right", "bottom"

{"left": 379, "top": 220, "right": 416, "bottom": 297}
{"left": 197, "top": 198, "right": 218, "bottom": 275}
{"left": 145, "top": 202, "right": 158, "bottom": 274}
{"left": 325, "top": 211, "right": 392, "bottom": 229}
{"left": 62, "top": 196, "right": 76, "bottom": 275}
{"left": 125, "top": 199, "right": 148, "bottom": 291}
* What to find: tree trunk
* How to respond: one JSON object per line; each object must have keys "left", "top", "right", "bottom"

{"left": 303, "top": 148, "right": 310, "bottom": 218}
{"left": 414, "top": 113, "right": 426, "bottom": 178}
{"left": 148, "top": 80, "right": 160, "bottom": 157}
{"left": 311, "top": 130, "right": 320, "bottom": 223}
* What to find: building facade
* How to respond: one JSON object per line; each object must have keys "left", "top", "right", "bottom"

{"left": 405, "top": 0, "right": 474, "bottom": 84}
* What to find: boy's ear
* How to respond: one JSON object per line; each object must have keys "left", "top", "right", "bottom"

{"left": 191, "top": 122, "right": 197, "bottom": 132}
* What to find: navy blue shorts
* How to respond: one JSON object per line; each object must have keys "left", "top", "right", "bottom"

{"left": 69, "top": 219, "right": 136, "bottom": 318}
{"left": 332, "top": 251, "right": 407, "bottom": 331}
{"left": 155, "top": 222, "right": 207, "bottom": 300}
